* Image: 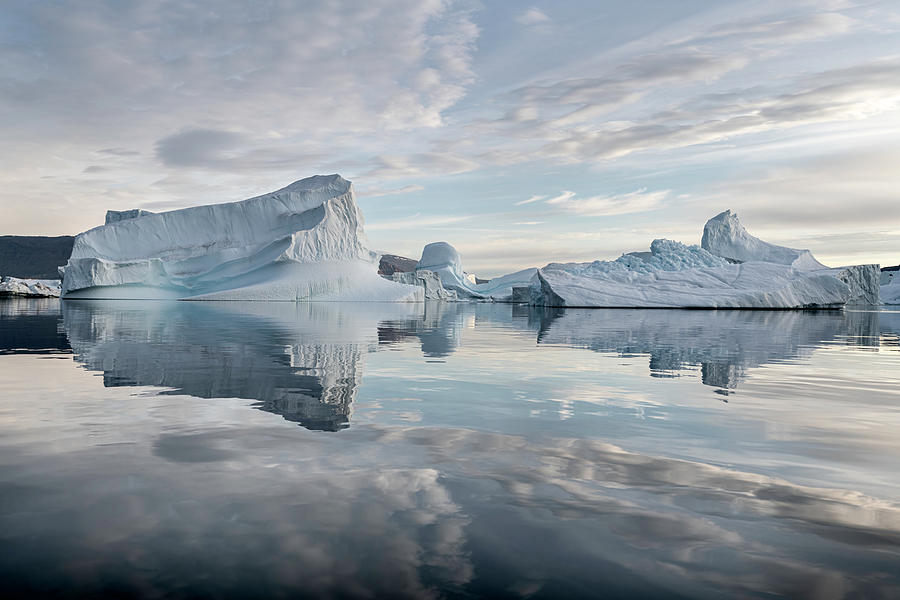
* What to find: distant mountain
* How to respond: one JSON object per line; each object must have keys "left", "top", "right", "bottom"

{"left": 378, "top": 253, "right": 417, "bottom": 277}
{"left": 0, "top": 236, "right": 74, "bottom": 279}
{"left": 883, "top": 265, "right": 899, "bottom": 272}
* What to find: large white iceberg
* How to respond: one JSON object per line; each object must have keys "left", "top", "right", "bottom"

{"left": 532, "top": 212, "right": 879, "bottom": 309}
{"left": 61, "top": 175, "right": 422, "bottom": 302}
{"left": 415, "top": 241, "right": 536, "bottom": 301}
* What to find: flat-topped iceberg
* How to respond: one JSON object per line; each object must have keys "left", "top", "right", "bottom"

{"left": 415, "top": 241, "right": 536, "bottom": 301}
{"left": 61, "top": 175, "right": 422, "bottom": 302}
{"left": 532, "top": 212, "right": 879, "bottom": 309}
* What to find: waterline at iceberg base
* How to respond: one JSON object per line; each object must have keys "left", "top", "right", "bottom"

{"left": 59, "top": 175, "right": 880, "bottom": 309}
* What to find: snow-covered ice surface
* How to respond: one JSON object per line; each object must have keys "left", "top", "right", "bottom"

{"left": 415, "top": 241, "right": 536, "bottom": 301}
{"left": 61, "top": 175, "right": 421, "bottom": 302}
{"left": 533, "top": 213, "right": 879, "bottom": 309}
{"left": 0, "top": 277, "right": 61, "bottom": 297}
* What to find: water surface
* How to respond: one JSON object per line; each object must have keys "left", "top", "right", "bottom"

{"left": 1, "top": 298, "right": 899, "bottom": 598}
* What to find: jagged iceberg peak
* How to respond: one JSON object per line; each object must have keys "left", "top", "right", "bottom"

{"left": 701, "top": 209, "right": 826, "bottom": 270}
{"left": 61, "top": 174, "right": 422, "bottom": 302}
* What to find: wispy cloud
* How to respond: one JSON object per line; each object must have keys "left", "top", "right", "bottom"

{"left": 356, "top": 184, "right": 425, "bottom": 198}
{"left": 545, "top": 189, "right": 669, "bottom": 217}
{"left": 366, "top": 213, "right": 474, "bottom": 231}
{"left": 545, "top": 191, "right": 576, "bottom": 204}
{"left": 515, "top": 194, "right": 546, "bottom": 206}
{"left": 515, "top": 7, "right": 550, "bottom": 26}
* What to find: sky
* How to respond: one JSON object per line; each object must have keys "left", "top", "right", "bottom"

{"left": 1, "top": 0, "right": 899, "bottom": 277}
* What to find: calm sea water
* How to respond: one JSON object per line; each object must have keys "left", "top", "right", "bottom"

{"left": 1, "top": 298, "right": 899, "bottom": 599}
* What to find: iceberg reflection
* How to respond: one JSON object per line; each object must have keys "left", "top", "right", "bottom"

{"left": 0, "top": 298, "right": 70, "bottom": 355}
{"left": 61, "top": 301, "right": 423, "bottom": 431}
{"left": 534, "top": 308, "right": 896, "bottom": 391}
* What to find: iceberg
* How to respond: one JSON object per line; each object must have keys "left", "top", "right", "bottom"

{"left": 0, "top": 276, "right": 61, "bottom": 297}
{"left": 532, "top": 212, "right": 879, "bottom": 309}
{"left": 61, "top": 175, "right": 422, "bottom": 302}
{"left": 415, "top": 241, "right": 536, "bottom": 301}
{"left": 883, "top": 279, "right": 900, "bottom": 305}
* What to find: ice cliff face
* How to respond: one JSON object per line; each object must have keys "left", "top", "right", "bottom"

{"left": 61, "top": 175, "right": 422, "bottom": 302}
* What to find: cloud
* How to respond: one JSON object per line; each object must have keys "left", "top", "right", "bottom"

{"left": 366, "top": 213, "right": 474, "bottom": 231}
{"left": 515, "top": 194, "right": 546, "bottom": 206}
{"left": 685, "top": 11, "right": 856, "bottom": 45}
{"left": 468, "top": 9, "right": 877, "bottom": 170}
{"left": 515, "top": 7, "right": 550, "bottom": 26}
{"left": 96, "top": 148, "right": 140, "bottom": 157}
{"left": 545, "top": 189, "right": 669, "bottom": 217}
{"left": 355, "top": 184, "right": 425, "bottom": 198}
{"left": 0, "top": 1, "right": 482, "bottom": 179}
{"left": 364, "top": 152, "right": 479, "bottom": 180}
{"left": 531, "top": 58, "right": 900, "bottom": 163}
{"left": 544, "top": 190, "right": 576, "bottom": 204}
{"left": 687, "top": 146, "right": 900, "bottom": 265}
{"left": 155, "top": 129, "right": 248, "bottom": 168}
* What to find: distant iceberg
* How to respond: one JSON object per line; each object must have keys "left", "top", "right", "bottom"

{"left": 415, "top": 241, "right": 536, "bottom": 301}
{"left": 0, "top": 276, "right": 60, "bottom": 297}
{"left": 531, "top": 211, "right": 879, "bottom": 309}
{"left": 61, "top": 175, "right": 422, "bottom": 302}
